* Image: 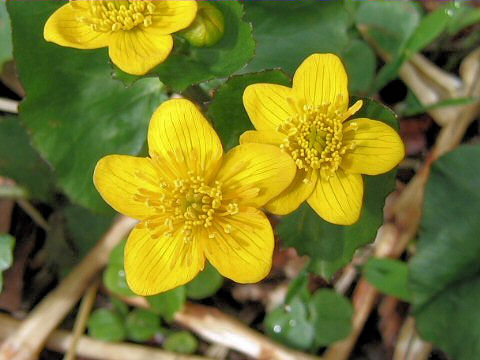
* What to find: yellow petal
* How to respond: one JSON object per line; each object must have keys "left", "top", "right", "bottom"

{"left": 204, "top": 208, "right": 273, "bottom": 283}
{"left": 243, "top": 83, "right": 295, "bottom": 131}
{"left": 293, "top": 53, "right": 349, "bottom": 111}
{"left": 216, "top": 143, "right": 296, "bottom": 208}
{"left": 148, "top": 99, "right": 223, "bottom": 181}
{"left": 150, "top": 0, "right": 198, "bottom": 35}
{"left": 239, "top": 130, "right": 285, "bottom": 146}
{"left": 266, "top": 169, "right": 318, "bottom": 215}
{"left": 125, "top": 224, "right": 205, "bottom": 295}
{"left": 341, "top": 118, "right": 405, "bottom": 175}
{"left": 93, "top": 155, "right": 158, "bottom": 220}
{"left": 307, "top": 169, "right": 363, "bottom": 225}
{"left": 44, "top": 3, "right": 110, "bottom": 49}
{"left": 108, "top": 30, "right": 173, "bottom": 75}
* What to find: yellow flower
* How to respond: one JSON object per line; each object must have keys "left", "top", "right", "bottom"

{"left": 241, "top": 53, "right": 405, "bottom": 225}
{"left": 94, "top": 99, "right": 296, "bottom": 295}
{"left": 44, "top": 0, "right": 197, "bottom": 75}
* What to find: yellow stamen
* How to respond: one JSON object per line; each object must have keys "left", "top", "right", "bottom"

{"left": 277, "top": 99, "right": 361, "bottom": 180}
{"left": 78, "top": 0, "right": 156, "bottom": 33}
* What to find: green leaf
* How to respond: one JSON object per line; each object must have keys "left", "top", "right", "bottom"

{"left": 363, "top": 258, "right": 411, "bottom": 301}
{"left": 355, "top": 1, "right": 421, "bottom": 92}
{"left": 285, "top": 271, "right": 310, "bottom": 305}
{"left": 409, "top": 144, "right": 480, "bottom": 360}
{"left": 185, "top": 262, "right": 223, "bottom": 300}
{"left": 164, "top": 331, "right": 199, "bottom": 355}
{"left": 308, "top": 289, "right": 353, "bottom": 347}
{"left": 147, "top": 286, "right": 186, "bottom": 322}
{"left": 125, "top": 308, "right": 161, "bottom": 342}
{"left": 0, "top": 233, "right": 15, "bottom": 292}
{"left": 103, "top": 240, "right": 134, "bottom": 297}
{"left": 279, "top": 98, "right": 398, "bottom": 278}
{"left": 0, "top": 116, "right": 54, "bottom": 201}
{"left": 114, "top": 1, "right": 255, "bottom": 92}
{"left": 243, "top": 2, "right": 350, "bottom": 74}
{"left": 446, "top": 4, "right": 480, "bottom": 35}
{"left": 242, "top": 2, "right": 374, "bottom": 93}
{"left": 0, "top": 1, "right": 12, "bottom": 69}
{"left": 88, "top": 308, "right": 126, "bottom": 342}
{"left": 264, "top": 297, "right": 315, "bottom": 351}
{"left": 355, "top": 1, "right": 421, "bottom": 57}
{"left": 7, "top": 1, "right": 167, "bottom": 212}
{"left": 340, "top": 39, "right": 376, "bottom": 95}
{"left": 208, "top": 70, "right": 290, "bottom": 151}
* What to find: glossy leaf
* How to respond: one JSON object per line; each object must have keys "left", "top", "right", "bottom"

{"left": 147, "top": 286, "right": 186, "bottom": 322}
{"left": 126, "top": 308, "right": 161, "bottom": 342}
{"left": 185, "top": 262, "right": 223, "bottom": 300}
{"left": 363, "top": 258, "right": 411, "bottom": 301}
{"left": 279, "top": 98, "right": 398, "bottom": 278}
{"left": 103, "top": 239, "right": 134, "bottom": 297}
{"left": 309, "top": 289, "right": 353, "bottom": 347}
{"left": 208, "top": 70, "right": 290, "bottom": 150}
{"left": 88, "top": 308, "right": 126, "bottom": 342}
{"left": 242, "top": 2, "right": 374, "bottom": 94}
{"left": 7, "top": 1, "right": 167, "bottom": 212}
{"left": 264, "top": 297, "right": 315, "bottom": 351}
{"left": 164, "top": 331, "right": 199, "bottom": 354}
{"left": 410, "top": 145, "right": 480, "bottom": 360}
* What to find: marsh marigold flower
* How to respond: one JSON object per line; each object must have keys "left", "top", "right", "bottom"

{"left": 241, "top": 53, "right": 405, "bottom": 225}
{"left": 94, "top": 99, "right": 296, "bottom": 295}
{"left": 44, "top": 0, "right": 197, "bottom": 75}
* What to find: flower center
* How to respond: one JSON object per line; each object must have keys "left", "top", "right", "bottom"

{"left": 134, "top": 171, "right": 239, "bottom": 242}
{"left": 75, "top": 0, "right": 156, "bottom": 33}
{"left": 278, "top": 98, "right": 360, "bottom": 179}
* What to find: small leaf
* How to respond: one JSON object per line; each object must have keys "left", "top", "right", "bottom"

{"left": 308, "top": 289, "right": 353, "bottom": 347}
{"left": 87, "top": 308, "right": 126, "bottom": 342}
{"left": 185, "top": 262, "right": 223, "bottom": 300}
{"left": 147, "top": 286, "right": 186, "bottom": 322}
{"left": 264, "top": 297, "right": 315, "bottom": 351}
{"left": 363, "top": 258, "right": 412, "bottom": 301}
{"left": 0, "top": 233, "right": 15, "bottom": 292}
{"left": 208, "top": 70, "right": 290, "bottom": 151}
{"left": 164, "top": 331, "right": 199, "bottom": 354}
{"left": 126, "top": 308, "right": 161, "bottom": 342}
{"left": 103, "top": 240, "right": 134, "bottom": 297}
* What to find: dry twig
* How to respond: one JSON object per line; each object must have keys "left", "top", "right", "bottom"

{"left": 0, "top": 314, "right": 205, "bottom": 360}
{"left": 0, "top": 216, "right": 137, "bottom": 360}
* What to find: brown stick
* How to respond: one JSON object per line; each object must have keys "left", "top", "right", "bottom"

{"left": 0, "top": 314, "right": 205, "bottom": 360}
{"left": 393, "top": 317, "right": 432, "bottom": 360}
{"left": 0, "top": 215, "right": 137, "bottom": 360}
{"left": 125, "top": 297, "right": 321, "bottom": 360}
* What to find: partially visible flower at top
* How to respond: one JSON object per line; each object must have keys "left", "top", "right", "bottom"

{"left": 180, "top": 1, "right": 225, "bottom": 48}
{"left": 241, "top": 53, "right": 405, "bottom": 225}
{"left": 44, "top": 0, "right": 197, "bottom": 75}
{"left": 94, "top": 99, "right": 296, "bottom": 295}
